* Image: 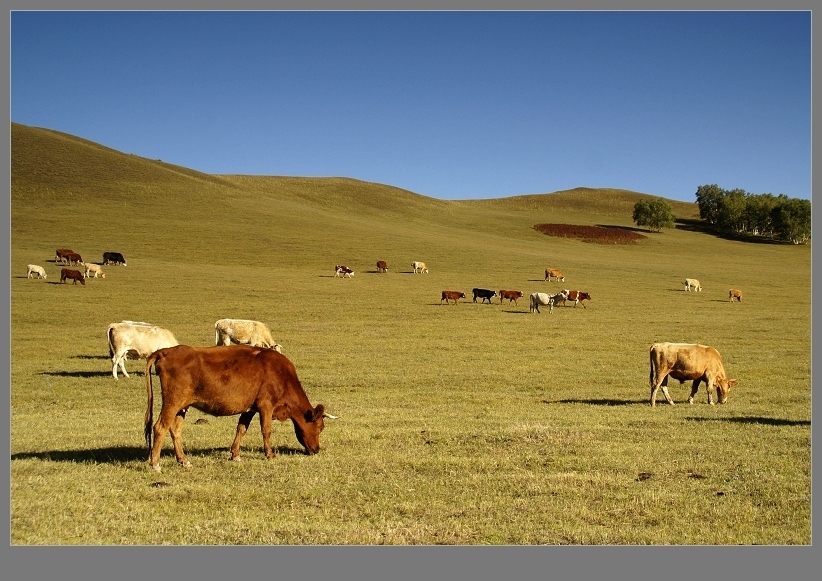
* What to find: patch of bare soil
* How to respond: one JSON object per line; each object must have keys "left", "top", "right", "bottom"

{"left": 534, "top": 223, "right": 647, "bottom": 244}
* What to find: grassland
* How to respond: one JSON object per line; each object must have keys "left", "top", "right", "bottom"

{"left": 9, "top": 123, "right": 811, "bottom": 545}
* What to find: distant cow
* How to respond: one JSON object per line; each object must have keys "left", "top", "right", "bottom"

{"left": 60, "top": 268, "right": 85, "bottom": 285}
{"left": 335, "top": 265, "right": 354, "bottom": 278}
{"left": 729, "top": 289, "right": 743, "bottom": 302}
{"left": 103, "top": 252, "right": 127, "bottom": 266}
{"left": 214, "top": 318, "right": 282, "bottom": 352}
{"left": 26, "top": 264, "right": 46, "bottom": 279}
{"left": 107, "top": 321, "right": 179, "bottom": 379}
{"left": 545, "top": 268, "right": 565, "bottom": 282}
{"left": 558, "top": 290, "right": 592, "bottom": 309}
{"left": 412, "top": 261, "right": 428, "bottom": 274}
{"left": 441, "top": 290, "right": 465, "bottom": 305}
{"left": 376, "top": 260, "right": 388, "bottom": 273}
{"left": 63, "top": 252, "right": 84, "bottom": 266}
{"left": 472, "top": 288, "right": 496, "bottom": 303}
{"left": 649, "top": 342, "right": 738, "bottom": 407}
{"left": 84, "top": 263, "right": 106, "bottom": 279}
{"left": 144, "top": 344, "right": 336, "bottom": 472}
{"left": 529, "top": 290, "right": 568, "bottom": 314}
{"left": 498, "top": 290, "right": 523, "bottom": 305}
{"left": 55, "top": 248, "right": 74, "bottom": 264}
{"left": 684, "top": 278, "right": 702, "bottom": 292}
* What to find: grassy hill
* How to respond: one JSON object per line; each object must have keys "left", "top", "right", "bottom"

{"left": 9, "top": 122, "right": 810, "bottom": 545}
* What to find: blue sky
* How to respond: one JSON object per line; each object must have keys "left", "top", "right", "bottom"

{"left": 11, "top": 11, "right": 811, "bottom": 202}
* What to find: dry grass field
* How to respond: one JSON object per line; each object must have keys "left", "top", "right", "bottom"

{"left": 9, "top": 123, "right": 810, "bottom": 545}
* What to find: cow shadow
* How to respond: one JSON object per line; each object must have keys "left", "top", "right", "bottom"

{"left": 72, "top": 354, "right": 110, "bottom": 360}
{"left": 686, "top": 416, "right": 810, "bottom": 427}
{"left": 503, "top": 310, "right": 529, "bottom": 314}
{"left": 551, "top": 398, "right": 640, "bottom": 406}
{"left": 42, "top": 370, "right": 113, "bottom": 378}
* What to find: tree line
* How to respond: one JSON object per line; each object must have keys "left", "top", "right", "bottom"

{"left": 631, "top": 185, "right": 811, "bottom": 244}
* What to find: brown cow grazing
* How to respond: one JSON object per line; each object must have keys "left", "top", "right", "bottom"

{"left": 441, "top": 290, "right": 465, "bottom": 305}
{"left": 545, "top": 268, "right": 565, "bottom": 282}
{"left": 376, "top": 260, "right": 388, "bottom": 273}
{"left": 499, "top": 290, "right": 524, "bottom": 305}
{"left": 729, "top": 289, "right": 743, "bottom": 302}
{"left": 144, "top": 345, "right": 336, "bottom": 472}
{"left": 64, "top": 252, "right": 84, "bottom": 266}
{"left": 55, "top": 248, "right": 74, "bottom": 264}
{"left": 648, "top": 342, "right": 738, "bottom": 407}
{"left": 558, "top": 290, "right": 592, "bottom": 308}
{"left": 60, "top": 268, "right": 85, "bottom": 285}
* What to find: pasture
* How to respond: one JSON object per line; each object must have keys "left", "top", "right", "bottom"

{"left": 10, "top": 124, "right": 811, "bottom": 544}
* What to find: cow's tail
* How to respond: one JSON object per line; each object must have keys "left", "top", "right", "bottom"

{"left": 107, "top": 325, "right": 115, "bottom": 358}
{"left": 648, "top": 346, "right": 656, "bottom": 388}
{"left": 144, "top": 351, "right": 160, "bottom": 452}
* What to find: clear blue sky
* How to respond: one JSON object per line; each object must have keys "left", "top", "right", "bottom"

{"left": 10, "top": 11, "right": 811, "bottom": 202}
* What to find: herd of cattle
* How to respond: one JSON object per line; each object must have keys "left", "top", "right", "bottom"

{"left": 23, "top": 249, "right": 742, "bottom": 471}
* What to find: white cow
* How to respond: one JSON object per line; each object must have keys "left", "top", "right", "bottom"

{"left": 84, "top": 263, "right": 106, "bottom": 278}
{"left": 107, "top": 321, "right": 179, "bottom": 379}
{"left": 26, "top": 264, "right": 46, "bottom": 279}
{"left": 684, "top": 278, "right": 702, "bottom": 292}
{"left": 412, "top": 261, "right": 428, "bottom": 274}
{"left": 214, "top": 319, "right": 282, "bottom": 351}
{"left": 529, "top": 290, "right": 569, "bottom": 314}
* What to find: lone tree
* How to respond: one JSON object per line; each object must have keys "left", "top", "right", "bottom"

{"left": 632, "top": 197, "right": 675, "bottom": 233}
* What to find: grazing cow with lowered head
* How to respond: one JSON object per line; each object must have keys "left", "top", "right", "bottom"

{"left": 648, "top": 342, "right": 738, "bottom": 407}
{"left": 144, "top": 344, "right": 337, "bottom": 472}
{"left": 55, "top": 248, "right": 74, "bottom": 264}
{"left": 335, "top": 265, "right": 354, "bottom": 278}
{"left": 27, "top": 264, "right": 46, "bottom": 279}
{"left": 412, "top": 261, "right": 428, "bottom": 274}
{"left": 472, "top": 288, "right": 496, "bottom": 303}
{"left": 545, "top": 268, "right": 565, "bottom": 282}
{"left": 63, "top": 252, "right": 84, "bottom": 266}
{"left": 529, "top": 290, "right": 568, "bottom": 314}
{"left": 441, "top": 290, "right": 465, "bottom": 305}
{"left": 215, "top": 318, "right": 282, "bottom": 352}
{"left": 376, "top": 260, "right": 388, "bottom": 273}
{"left": 684, "top": 278, "right": 702, "bottom": 292}
{"left": 558, "top": 290, "right": 592, "bottom": 309}
{"left": 107, "top": 321, "right": 179, "bottom": 379}
{"left": 729, "top": 289, "right": 742, "bottom": 302}
{"left": 84, "top": 263, "right": 106, "bottom": 278}
{"left": 103, "top": 251, "right": 127, "bottom": 266}
{"left": 60, "top": 268, "right": 85, "bottom": 285}
{"left": 498, "top": 290, "right": 523, "bottom": 305}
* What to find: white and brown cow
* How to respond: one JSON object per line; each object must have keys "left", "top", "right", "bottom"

{"left": 107, "top": 321, "right": 179, "bottom": 379}
{"left": 648, "top": 342, "right": 738, "bottom": 407}
{"left": 558, "top": 290, "right": 592, "bottom": 308}
{"left": 214, "top": 319, "right": 282, "bottom": 352}
{"left": 335, "top": 265, "right": 354, "bottom": 278}
{"left": 376, "top": 260, "right": 388, "bottom": 273}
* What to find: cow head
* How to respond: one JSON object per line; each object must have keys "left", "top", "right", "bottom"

{"left": 715, "top": 379, "right": 738, "bottom": 404}
{"left": 293, "top": 404, "right": 337, "bottom": 455}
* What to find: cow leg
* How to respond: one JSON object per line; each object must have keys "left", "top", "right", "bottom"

{"left": 229, "top": 411, "right": 256, "bottom": 461}
{"left": 149, "top": 408, "right": 177, "bottom": 472}
{"left": 687, "top": 379, "right": 702, "bottom": 404}
{"left": 168, "top": 409, "right": 191, "bottom": 468}
{"left": 257, "top": 405, "right": 275, "bottom": 459}
{"left": 650, "top": 375, "right": 675, "bottom": 407}
{"left": 705, "top": 379, "right": 715, "bottom": 405}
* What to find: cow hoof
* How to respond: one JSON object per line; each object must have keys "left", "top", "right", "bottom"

{"left": 229, "top": 456, "right": 241, "bottom": 462}
{"left": 709, "top": 401, "right": 715, "bottom": 406}
{"left": 151, "top": 464, "right": 162, "bottom": 473}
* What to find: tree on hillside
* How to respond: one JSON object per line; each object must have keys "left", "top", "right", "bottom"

{"left": 632, "top": 198, "right": 676, "bottom": 233}
{"left": 771, "top": 196, "right": 811, "bottom": 244}
{"left": 695, "top": 184, "right": 725, "bottom": 225}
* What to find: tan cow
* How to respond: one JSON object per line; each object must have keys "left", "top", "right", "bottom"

{"left": 84, "top": 263, "right": 106, "bottom": 278}
{"left": 26, "top": 264, "right": 46, "bottom": 279}
{"left": 412, "top": 261, "right": 428, "bottom": 274}
{"left": 107, "top": 321, "right": 179, "bottom": 379}
{"left": 729, "top": 289, "right": 743, "bottom": 302}
{"left": 544, "top": 268, "right": 565, "bottom": 282}
{"left": 684, "top": 278, "right": 702, "bottom": 292}
{"left": 648, "top": 342, "right": 738, "bottom": 407}
{"left": 214, "top": 319, "right": 282, "bottom": 351}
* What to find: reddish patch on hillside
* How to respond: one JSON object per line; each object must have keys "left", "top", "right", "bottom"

{"left": 534, "top": 223, "right": 647, "bottom": 244}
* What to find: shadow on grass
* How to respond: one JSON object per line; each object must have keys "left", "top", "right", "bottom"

{"left": 503, "top": 310, "right": 530, "bottom": 314}
{"left": 42, "top": 370, "right": 113, "bottom": 378}
{"left": 71, "top": 354, "right": 110, "bottom": 360}
{"left": 596, "top": 224, "right": 650, "bottom": 234}
{"left": 11, "top": 444, "right": 308, "bottom": 465}
{"left": 550, "top": 398, "right": 640, "bottom": 406}
{"left": 674, "top": 219, "right": 787, "bottom": 245}
{"left": 686, "top": 416, "right": 810, "bottom": 427}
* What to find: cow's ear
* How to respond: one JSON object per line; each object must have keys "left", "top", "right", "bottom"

{"left": 308, "top": 404, "right": 325, "bottom": 422}
{"left": 727, "top": 379, "right": 739, "bottom": 387}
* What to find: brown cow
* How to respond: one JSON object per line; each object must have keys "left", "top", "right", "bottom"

{"left": 441, "top": 290, "right": 465, "bottom": 305}
{"left": 649, "top": 342, "right": 738, "bottom": 407}
{"left": 544, "top": 268, "right": 565, "bottom": 282}
{"left": 63, "top": 252, "right": 84, "bottom": 266}
{"left": 376, "top": 260, "right": 388, "bottom": 273}
{"left": 60, "top": 268, "right": 85, "bottom": 285}
{"left": 144, "top": 345, "right": 336, "bottom": 472}
{"left": 56, "top": 248, "right": 74, "bottom": 264}
{"left": 498, "top": 290, "right": 524, "bottom": 305}
{"left": 558, "top": 290, "right": 592, "bottom": 308}
{"left": 729, "top": 289, "right": 743, "bottom": 302}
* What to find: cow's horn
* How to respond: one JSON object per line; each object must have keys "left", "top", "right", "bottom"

{"left": 322, "top": 412, "right": 339, "bottom": 419}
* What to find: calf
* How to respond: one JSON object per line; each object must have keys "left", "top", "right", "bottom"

{"left": 441, "top": 290, "right": 465, "bottom": 305}
{"left": 649, "top": 342, "right": 738, "bottom": 406}
{"left": 84, "top": 263, "right": 106, "bottom": 279}
{"left": 376, "top": 260, "right": 388, "bottom": 273}
{"left": 684, "top": 278, "right": 702, "bottom": 292}
{"left": 335, "top": 265, "right": 354, "bottom": 278}
{"left": 498, "top": 290, "right": 523, "bottom": 305}
{"left": 558, "top": 290, "right": 592, "bottom": 308}
{"left": 529, "top": 290, "right": 568, "bottom": 314}
{"left": 729, "top": 289, "right": 742, "bottom": 302}
{"left": 544, "top": 268, "right": 565, "bottom": 282}
{"left": 472, "top": 288, "right": 496, "bottom": 303}
{"left": 26, "top": 264, "right": 47, "bottom": 279}
{"left": 60, "top": 268, "right": 85, "bottom": 285}
{"left": 144, "top": 345, "right": 336, "bottom": 472}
